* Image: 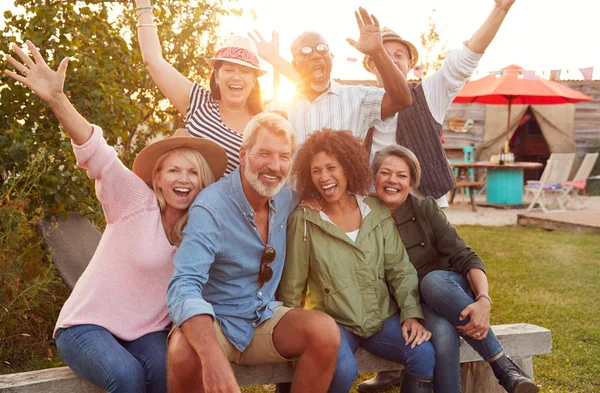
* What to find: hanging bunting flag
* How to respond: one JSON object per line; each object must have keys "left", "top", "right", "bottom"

{"left": 346, "top": 57, "right": 357, "bottom": 62}
{"left": 521, "top": 70, "right": 536, "bottom": 80}
{"left": 579, "top": 67, "right": 594, "bottom": 81}
{"left": 550, "top": 69, "right": 562, "bottom": 81}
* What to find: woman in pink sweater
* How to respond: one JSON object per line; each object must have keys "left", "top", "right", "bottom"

{"left": 5, "top": 41, "right": 228, "bottom": 393}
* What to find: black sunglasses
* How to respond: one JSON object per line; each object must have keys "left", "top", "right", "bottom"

{"left": 295, "top": 43, "right": 329, "bottom": 57}
{"left": 258, "top": 245, "right": 276, "bottom": 285}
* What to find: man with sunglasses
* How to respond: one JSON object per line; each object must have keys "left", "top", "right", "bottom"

{"left": 166, "top": 112, "right": 340, "bottom": 393}
{"left": 265, "top": 7, "right": 413, "bottom": 146}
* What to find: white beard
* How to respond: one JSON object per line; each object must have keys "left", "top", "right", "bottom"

{"left": 243, "top": 157, "right": 287, "bottom": 198}
{"left": 311, "top": 80, "right": 330, "bottom": 93}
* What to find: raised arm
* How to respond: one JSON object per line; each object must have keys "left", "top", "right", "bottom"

{"left": 347, "top": 7, "right": 412, "bottom": 119}
{"left": 134, "top": 0, "right": 192, "bottom": 115}
{"left": 248, "top": 30, "right": 300, "bottom": 84}
{"left": 5, "top": 41, "right": 92, "bottom": 145}
{"left": 466, "top": 0, "right": 515, "bottom": 54}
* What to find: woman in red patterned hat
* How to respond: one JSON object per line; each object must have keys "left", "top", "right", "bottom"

{"left": 134, "top": 0, "right": 268, "bottom": 176}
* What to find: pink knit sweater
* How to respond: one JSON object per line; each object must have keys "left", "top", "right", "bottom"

{"left": 54, "top": 126, "right": 176, "bottom": 341}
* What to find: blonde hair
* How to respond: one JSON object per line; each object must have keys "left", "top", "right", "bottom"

{"left": 242, "top": 112, "right": 297, "bottom": 155}
{"left": 152, "top": 147, "right": 216, "bottom": 246}
{"left": 372, "top": 145, "right": 422, "bottom": 188}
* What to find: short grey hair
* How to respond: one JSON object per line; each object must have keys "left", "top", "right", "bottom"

{"left": 372, "top": 145, "right": 421, "bottom": 188}
{"left": 242, "top": 112, "right": 297, "bottom": 155}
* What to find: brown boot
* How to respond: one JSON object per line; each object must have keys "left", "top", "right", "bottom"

{"left": 490, "top": 354, "right": 539, "bottom": 393}
{"left": 357, "top": 370, "right": 404, "bottom": 393}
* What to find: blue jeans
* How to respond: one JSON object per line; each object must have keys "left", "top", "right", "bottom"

{"left": 420, "top": 270, "right": 504, "bottom": 393}
{"left": 55, "top": 325, "right": 168, "bottom": 393}
{"left": 328, "top": 315, "right": 435, "bottom": 393}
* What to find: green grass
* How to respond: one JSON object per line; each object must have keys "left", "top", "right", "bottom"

{"left": 242, "top": 226, "right": 600, "bottom": 393}
{"left": 3, "top": 225, "right": 599, "bottom": 393}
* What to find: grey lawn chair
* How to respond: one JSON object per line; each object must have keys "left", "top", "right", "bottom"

{"left": 38, "top": 212, "right": 101, "bottom": 290}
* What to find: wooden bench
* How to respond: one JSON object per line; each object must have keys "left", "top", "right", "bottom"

{"left": 450, "top": 181, "right": 485, "bottom": 212}
{"left": 0, "top": 323, "right": 551, "bottom": 393}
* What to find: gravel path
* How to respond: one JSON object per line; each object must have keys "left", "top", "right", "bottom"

{"left": 444, "top": 195, "right": 600, "bottom": 226}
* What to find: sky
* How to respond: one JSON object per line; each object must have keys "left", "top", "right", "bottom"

{"left": 1, "top": 0, "right": 599, "bottom": 98}
{"left": 219, "top": 0, "right": 600, "bottom": 98}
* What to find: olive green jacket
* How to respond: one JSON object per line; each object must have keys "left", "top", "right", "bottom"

{"left": 392, "top": 194, "right": 486, "bottom": 281}
{"left": 279, "top": 196, "right": 423, "bottom": 338}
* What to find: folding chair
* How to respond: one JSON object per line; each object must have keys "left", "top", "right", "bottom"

{"left": 559, "top": 153, "right": 599, "bottom": 209}
{"left": 525, "top": 154, "right": 575, "bottom": 213}
{"left": 38, "top": 212, "right": 101, "bottom": 290}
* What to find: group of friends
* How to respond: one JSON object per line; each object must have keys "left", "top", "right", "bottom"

{"left": 4, "top": 0, "right": 539, "bottom": 392}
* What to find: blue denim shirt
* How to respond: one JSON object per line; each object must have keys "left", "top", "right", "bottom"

{"left": 167, "top": 168, "right": 300, "bottom": 351}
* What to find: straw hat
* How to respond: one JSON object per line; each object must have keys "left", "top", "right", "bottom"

{"left": 132, "top": 129, "right": 228, "bottom": 186}
{"left": 363, "top": 27, "right": 419, "bottom": 73}
{"left": 206, "top": 35, "right": 268, "bottom": 76}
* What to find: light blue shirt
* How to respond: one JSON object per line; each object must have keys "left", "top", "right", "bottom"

{"left": 166, "top": 168, "right": 300, "bottom": 351}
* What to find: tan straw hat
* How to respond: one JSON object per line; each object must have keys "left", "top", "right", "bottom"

{"left": 133, "top": 129, "right": 228, "bottom": 186}
{"left": 363, "top": 27, "right": 419, "bottom": 72}
{"left": 206, "top": 35, "right": 268, "bottom": 76}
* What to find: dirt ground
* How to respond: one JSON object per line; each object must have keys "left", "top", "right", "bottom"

{"left": 444, "top": 193, "right": 600, "bottom": 226}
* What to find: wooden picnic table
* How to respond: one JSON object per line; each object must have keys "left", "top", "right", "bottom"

{"left": 451, "top": 161, "right": 543, "bottom": 206}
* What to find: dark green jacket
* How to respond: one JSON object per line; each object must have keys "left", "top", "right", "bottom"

{"left": 392, "top": 194, "right": 486, "bottom": 281}
{"left": 279, "top": 196, "right": 423, "bottom": 338}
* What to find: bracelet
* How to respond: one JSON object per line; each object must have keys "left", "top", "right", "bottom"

{"left": 136, "top": 10, "right": 153, "bottom": 19}
{"left": 136, "top": 6, "right": 153, "bottom": 17}
{"left": 137, "top": 23, "right": 157, "bottom": 28}
{"left": 475, "top": 293, "right": 492, "bottom": 305}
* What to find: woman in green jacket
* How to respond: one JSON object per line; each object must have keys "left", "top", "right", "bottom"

{"left": 358, "top": 145, "right": 538, "bottom": 393}
{"left": 279, "top": 130, "right": 435, "bottom": 393}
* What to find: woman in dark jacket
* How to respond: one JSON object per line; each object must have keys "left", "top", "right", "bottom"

{"left": 358, "top": 145, "right": 538, "bottom": 393}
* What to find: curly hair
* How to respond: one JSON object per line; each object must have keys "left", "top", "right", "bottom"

{"left": 292, "top": 129, "right": 372, "bottom": 196}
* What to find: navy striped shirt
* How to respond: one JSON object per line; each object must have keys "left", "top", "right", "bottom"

{"left": 184, "top": 83, "right": 242, "bottom": 175}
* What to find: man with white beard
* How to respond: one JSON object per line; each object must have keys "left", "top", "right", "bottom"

{"left": 166, "top": 112, "right": 340, "bottom": 393}
{"left": 266, "top": 7, "right": 413, "bottom": 145}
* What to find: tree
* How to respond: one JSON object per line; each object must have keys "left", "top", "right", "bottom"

{"left": 0, "top": 0, "right": 227, "bottom": 372}
{"left": 419, "top": 8, "right": 449, "bottom": 79}
{"left": 0, "top": 0, "right": 225, "bottom": 220}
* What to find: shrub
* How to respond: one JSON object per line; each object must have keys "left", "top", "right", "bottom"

{"left": 0, "top": 149, "right": 70, "bottom": 374}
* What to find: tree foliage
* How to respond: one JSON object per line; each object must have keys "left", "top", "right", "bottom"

{"left": 0, "top": 0, "right": 225, "bottom": 220}
{"left": 419, "top": 8, "right": 449, "bottom": 79}
{"left": 0, "top": 0, "right": 227, "bottom": 372}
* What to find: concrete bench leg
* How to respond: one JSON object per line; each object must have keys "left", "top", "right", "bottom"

{"left": 460, "top": 357, "right": 534, "bottom": 393}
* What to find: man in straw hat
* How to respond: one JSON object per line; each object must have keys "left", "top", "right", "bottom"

{"left": 264, "top": 7, "right": 413, "bottom": 146}
{"left": 166, "top": 112, "right": 340, "bottom": 393}
{"left": 362, "top": 0, "right": 516, "bottom": 211}
{"left": 361, "top": 3, "right": 518, "bottom": 392}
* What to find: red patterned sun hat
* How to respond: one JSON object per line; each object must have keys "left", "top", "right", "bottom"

{"left": 206, "top": 35, "right": 268, "bottom": 76}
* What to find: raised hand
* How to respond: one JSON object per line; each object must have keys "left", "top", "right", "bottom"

{"left": 4, "top": 40, "right": 70, "bottom": 104}
{"left": 346, "top": 7, "right": 383, "bottom": 55}
{"left": 248, "top": 30, "right": 279, "bottom": 61}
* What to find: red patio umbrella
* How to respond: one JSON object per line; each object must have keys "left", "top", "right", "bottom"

{"left": 453, "top": 64, "right": 592, "bottom": 152}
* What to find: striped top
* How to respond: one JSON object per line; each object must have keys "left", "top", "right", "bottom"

{"left": 184, "top": 82, "right": 242, "bottom": 175}
{"left": 266, "top": 81, "right": 385, "bottom": 145}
